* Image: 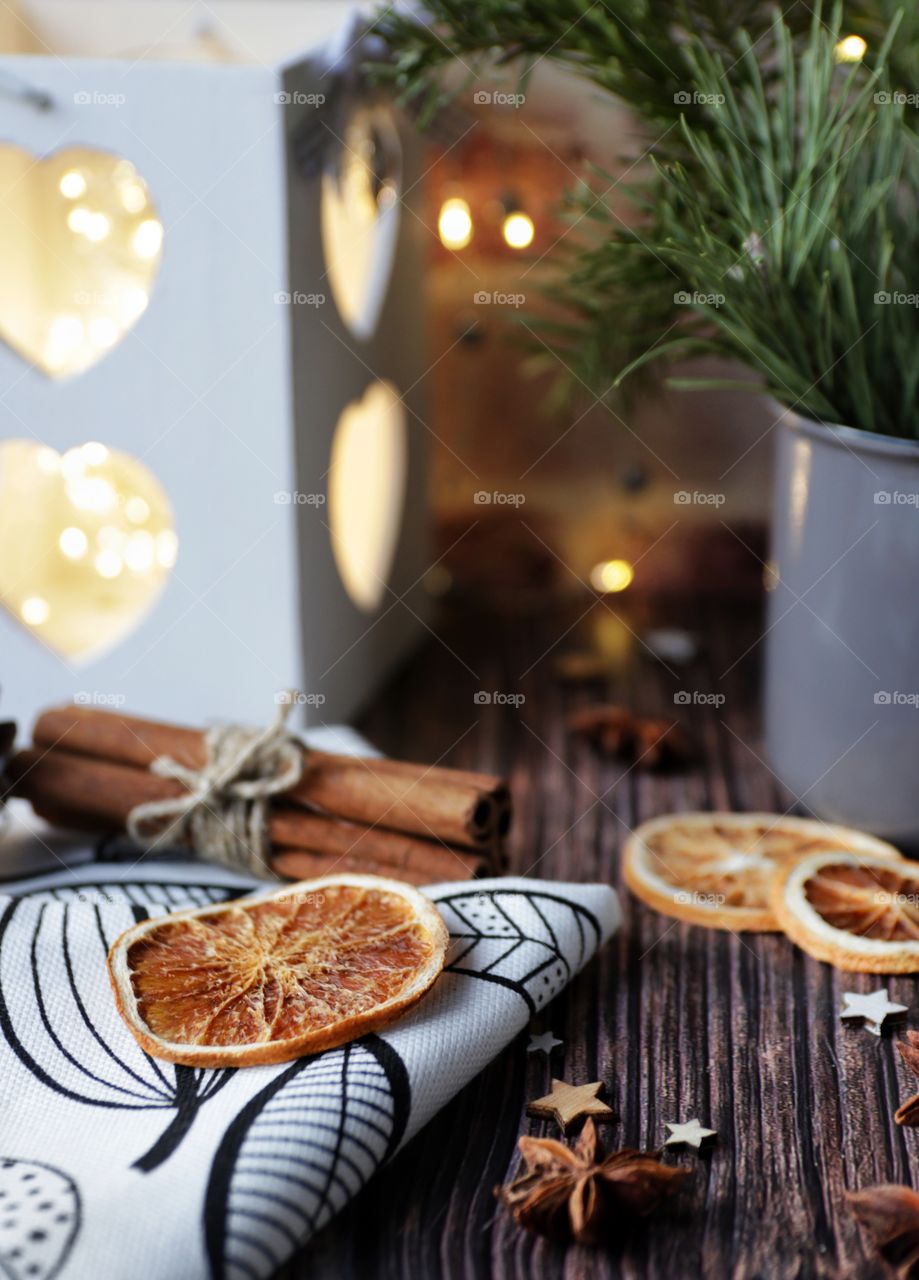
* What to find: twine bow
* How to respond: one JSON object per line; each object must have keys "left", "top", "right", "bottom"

{"left": 127, "top": 695, "right": 304, "bottom": 873}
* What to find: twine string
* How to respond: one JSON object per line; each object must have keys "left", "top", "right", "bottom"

{"left": 126, "top": 696, "right": 303, "bottom": 873}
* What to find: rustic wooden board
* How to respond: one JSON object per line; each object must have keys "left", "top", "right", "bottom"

{"left": 283, "top": 599, "right": 911, "bottom": 1280}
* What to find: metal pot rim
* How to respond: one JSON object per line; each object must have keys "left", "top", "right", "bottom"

{"left": 776, "top": 405, "right": 919, "bottom": 462}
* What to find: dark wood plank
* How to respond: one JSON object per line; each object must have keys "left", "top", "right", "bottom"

{"left": 281, "top": 597, "right": 911, "bottom": 1280}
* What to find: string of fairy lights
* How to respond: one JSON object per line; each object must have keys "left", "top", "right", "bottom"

{"left": 437, "top": 195, "right": 534, "bottom": 252}
{"left": 435, "top": 166, "right": 629, "bottom": 592}
{"left": 431, "top": 33, "right": 867, "bottom": 596}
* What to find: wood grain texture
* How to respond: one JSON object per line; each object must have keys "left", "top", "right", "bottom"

{"left": 281, "top": 598, "right": 913, "bottom": 1280}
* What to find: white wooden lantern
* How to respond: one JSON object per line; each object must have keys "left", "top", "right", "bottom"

{"left": 0, "top": 1, "right": 430, "bottom": 729}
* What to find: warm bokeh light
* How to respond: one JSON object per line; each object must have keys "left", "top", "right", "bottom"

{"left": 502, "top": 211, "right": 535, "bottom": 250}
{"left": 835, "top": 34, "right": 867, "bottom": 62}
{"left": 67, "top": 206, "right": 111, "bottom": 242}
{"left": 59, "top": 526, "right": 88, "bottom": 560}
{"left": 120, "top": 181, "right": 148, "bottom": 214}
{"left": 94, "top": 549, "right": 123, "bottom": 579}
{"left": 132, "top": 218, "right": 163, "bottom": 259}
{"left": 438, "top": 197, "right": 473, "bottom": 250}
{"left": 123, "top": 531, "right": 155, "bottom": 573}
{"left": 590, "top": 558, "right": 635, "bottom": 593}
{"left": 83, "top": 211, "right": 112, "bottom": 243}
{"left": 21, "top": 596, "right": 50, "bottom": 626}
{"left": 58, "top": 170, "right": 86, "bottom": 199}
{"left": 125, "top": 496, "right": 150, "bottom": 524}
{"left": 66, "top": 206, "right": 90, "bottom": 233}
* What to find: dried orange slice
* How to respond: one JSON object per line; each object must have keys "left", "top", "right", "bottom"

{"left": 623, "top": 812, "right": 901, "bottom": 931}
{"left": 108, "top": 874, "right": 449, "bottom": 1067}
{"left": 771, "top": 852, "right": 919, "bottom": 972}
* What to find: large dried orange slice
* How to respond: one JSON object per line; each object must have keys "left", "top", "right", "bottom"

{"left": 108, "top": 874, "right": 449, "bottom": 1067}
{"left": 771, "top": 852, "right": 919, "bottom": 972}
{"left": 623, "top": 812, "right": 901, "bottom": 931}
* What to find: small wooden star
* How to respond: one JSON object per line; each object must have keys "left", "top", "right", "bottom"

{"left": 527, "top": 1079, "right": 614, "bottom": 1131}
{"left": 664, "top": 1118, "right": 717, "bottom": 1150}
{"left": 840, "top": 988, "right": 908, "bottom": 1036}
{"left": 527, "top": 1031, "right": 563, "bottom": 1055}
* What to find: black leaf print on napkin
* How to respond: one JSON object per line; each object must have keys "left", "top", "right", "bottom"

{"left": 431, "top": 888, "right": 602, "bottom": 1014}
{"left": 204, "top": 1035, "right": 409, "bottom": 1280}
{"left": 0, "top": 1157, "right": 80, "bottom": 1280}
{"left": 0, "top": 880, "right": 246, "bottom": 1173}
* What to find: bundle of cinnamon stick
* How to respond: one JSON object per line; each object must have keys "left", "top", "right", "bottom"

{"left": 4, "top": 705, "right": 511, "bottom": 885}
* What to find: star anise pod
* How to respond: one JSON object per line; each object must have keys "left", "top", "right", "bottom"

{"left": 495, "top": 1118, "right": 689, "bottom": 1245}
{"left": 849, "top": 1186, "right": 919, "bottom": 1278}
{"left": 566, "top": 705, "right": 691, "bottom": 770}
{"left": 895, "top": 1031, "right": 919, "bottom": 1126}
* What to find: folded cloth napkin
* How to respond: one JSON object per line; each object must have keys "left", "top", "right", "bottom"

{"left": 0, "top": 861, "right": 620, "bottom": 1280}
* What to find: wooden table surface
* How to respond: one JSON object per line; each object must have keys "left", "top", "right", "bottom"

{"left": 286, "top": 597, "right": 912, "bottom": 1280}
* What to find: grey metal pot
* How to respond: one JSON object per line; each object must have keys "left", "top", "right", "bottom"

{"left": 764, "top": 411, "right": 919, "bottom": 848}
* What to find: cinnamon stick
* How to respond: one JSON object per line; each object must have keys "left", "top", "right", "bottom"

{"left": 268, "top": 809, "right": 482, "bottom": 879}
{"left": 32, "top": 705, "right": 510, "bottom": 849}
{"left": 5, "top": 747, "right": 196, "bottom": 830}
{"left": 271, "top": 850, "right": 431, "bottom": 887}
{"left": 24, "top": 801, "right": 469, "bottom": 886}
{"left": 17, "top": 795, "right": 438, "bottom": 886}
{"left": 5, "top": 748, "right": 483, "bottom": 881}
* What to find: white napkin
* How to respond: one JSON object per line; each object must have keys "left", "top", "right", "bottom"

{"left": 0, "top": 860, "right": 619, "bottom": 1280}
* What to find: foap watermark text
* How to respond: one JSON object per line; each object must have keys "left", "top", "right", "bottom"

{"left": 674, "top": 290, "right": 725, "bottom": 307}
{"left": 875, "top": 691, "right": 919, "bottom": 707}
{"left": 474, "top": 691, "right": 525, "bottom": 707}
{"left": 674, "top": 690, "right": 725, "bottom": 707}
{"left": 473, "top": 490, "right": 525, "bottom": 506}
{"left": 674, "top": 490, "right": 726, "bottom": 506}
{"left": 473, "top": 90, "right": 525, "bottom": 107}
{"left": 474, "top": 291, "right": 526, "bottom": 307}
{"left": 275, "top": 690, "right": 326, "bottom": 707}
{"left": 74, "top": 690, "right": 126, "bottom": 708}
{"left": 875, "top": 490, "right": 919, "bottom": 506}
{"left": 274, "top": 490, "right": 326, "bottom": 506}
{"left": 274, "top": 91, "right": 326, "bottom": 106}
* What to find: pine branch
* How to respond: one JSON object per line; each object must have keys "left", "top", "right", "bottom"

{"left": 371, "top": 1, "right": 919, "bottom": 435}
{"left": 373, "top": 1, "right": 823, "bottom": 131}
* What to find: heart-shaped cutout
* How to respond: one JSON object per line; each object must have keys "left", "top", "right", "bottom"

{"left": 0, "top": 440, "right": 177, "bottom": 660}
{"left": 328, "top": 380, "right": 407, "bottom": 612}
{"left": 0, "top": 145, "right": 163, "bottom": 377}
{"left": 321, "top": 105, "right": 402, "bottom": 342}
